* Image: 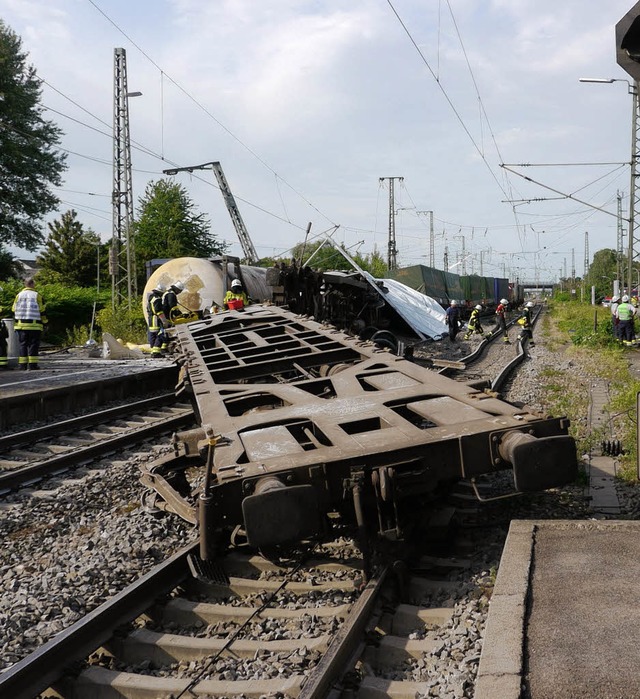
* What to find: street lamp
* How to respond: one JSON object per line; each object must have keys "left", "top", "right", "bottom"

{"left": 580, "top": 76, "right": 639, "bottom": 297}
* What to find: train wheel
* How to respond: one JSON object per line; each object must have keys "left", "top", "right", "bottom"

{"left": 371, "top": 330, "right": 399, "bottom": 353}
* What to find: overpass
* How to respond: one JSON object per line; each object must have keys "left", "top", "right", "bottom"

{"left": 520, "top": 280, "right": 556, "bottom": 289}
{"left": 519, "top": 280, "right": 556, "bottom": 296}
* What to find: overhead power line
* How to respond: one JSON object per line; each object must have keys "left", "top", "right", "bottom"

{"left": 85, "top": 0, "right": 338, "bottom": 229}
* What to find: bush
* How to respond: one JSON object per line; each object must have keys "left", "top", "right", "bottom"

{"left": 0, "top": 280, "right": 146, "bottom": 346}
{"left": 95, "top": 302, "right": 147, "bottom": 344}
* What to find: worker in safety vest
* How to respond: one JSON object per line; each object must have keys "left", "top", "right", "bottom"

{"left": 0, "top": 286, "right": 10, "bottom": 370}
{"left": 463, "top": 305, "right": 485, "bottom": 341}
{"left": 616, "top": 295, "right": 636, "bottom": 346}
{"left": 223, "top": 278, "right": 250, "bottom": 310}
{"left": 12, "top": 278, "right": 46, "bottom": 370}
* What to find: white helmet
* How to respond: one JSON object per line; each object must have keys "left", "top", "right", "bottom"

{"left": 622, "top": 294, "right": 630, "bottom": 302}
{"left": 500, "top": 298, "right": 508, "bottom": 304}
{"left": 231, "top": 278, "right": 243, "bottom": 290}
{"left": 450, "top": 299, "right": 458, "bottom": 306}
{"left": 526, "top": 301, "right": 534, "bottom": 308}
{"left": 475, "top": 304, "right": 482, "bottom": 310}
{"left": 171, "top": 280, "right": 184, "bottom": 292}
{"left": 611, "top": 295, "right": 619, "bottom": 303}
{"left": 153, "top": 282, "right": 166, "bottom": 294}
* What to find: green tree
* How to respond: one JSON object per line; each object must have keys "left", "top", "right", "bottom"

{"left": 134, "top": 178, "right": 228, "bottom": 285}
{"left": 0, "top": 21, "right": 66, "bottom": 250}
{"left": 36, "top": 210, "right": 101, "bottom": 287}
{"left": 290, "top": 240, "right": 389, "bottom": 276}
{"left": 289, "top": 240, "right": 347, "bottom": 271}
{"left": 353, "top": 247, "right": 388, "bottom": 277}
{"left": 584, "top": 248, "right": 619, "bottom": 299}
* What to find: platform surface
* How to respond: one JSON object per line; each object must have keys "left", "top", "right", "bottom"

{"left": 0, "top": 351, "right": 173, "bottom": 398}
{"left": 0, "top": 351, "right": 177, "bottom": 428}
{"left": 476, "top": 520, "right": 640, "bottom": 699}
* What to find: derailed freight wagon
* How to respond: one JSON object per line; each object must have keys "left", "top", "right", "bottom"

{"left": 388, "top": 264, "right": 522, "bottom": 316}
{"left": 142, "top": 305, "right": 577, "bottom": 561}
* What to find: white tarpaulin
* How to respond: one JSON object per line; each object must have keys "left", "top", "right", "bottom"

{"left": 364, "top": 273, "right": 448, "bottom": 341}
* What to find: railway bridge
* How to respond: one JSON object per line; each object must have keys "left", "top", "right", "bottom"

{"left": 520, "top": 280, "right": 555, "bottom": 295}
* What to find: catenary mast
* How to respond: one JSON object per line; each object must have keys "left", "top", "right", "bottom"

{"left": 111, "top": 47, "right": 137, "bottom": 310}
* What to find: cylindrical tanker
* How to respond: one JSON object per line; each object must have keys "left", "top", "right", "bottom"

{"left": 142, "top": 257, "right": 271, "bottom": 319}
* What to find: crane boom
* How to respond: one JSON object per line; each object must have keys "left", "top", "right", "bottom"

{"left": 162, "top": 161, "right": 260, "bottom": 265}
{"left": 210, "top": 162, "right": 259, "bottom": 265}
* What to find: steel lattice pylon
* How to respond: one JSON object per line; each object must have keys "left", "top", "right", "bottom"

{"left": 380, "top": 176, "right": 403, "bottom": 271}
{"left": 111, "top": 47, "right": 137, "bottom": 310}
{"left": 616, "top": 4, "right": 640, "bottom": 295}
{"left": 627, "top": 83, "right": 640, "bottom": 295}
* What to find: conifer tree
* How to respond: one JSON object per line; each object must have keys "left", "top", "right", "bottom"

{"left": 37, "top": 210, "right": 101, "bottom": 287}
{"left": 134, "top": 179, "right": 228, "bottom": 285}
{"left": 0, "top": 21, "right": 67, "bottom": 250}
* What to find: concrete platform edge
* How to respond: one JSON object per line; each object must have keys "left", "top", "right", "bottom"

{"left": 474, "top": 520, "right": 534, "bottom": 699}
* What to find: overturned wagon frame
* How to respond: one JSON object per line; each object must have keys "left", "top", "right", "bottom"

{"left": 143, "top": 305, "right": 577, "bottom": 557}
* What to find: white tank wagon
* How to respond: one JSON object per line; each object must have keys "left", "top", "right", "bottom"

{"left": 142, "top": 256, "right": 271, "bottom": 319}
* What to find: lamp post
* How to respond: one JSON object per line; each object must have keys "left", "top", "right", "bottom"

{"left": 580, "top": 77, "right": 639, "bottom": 298}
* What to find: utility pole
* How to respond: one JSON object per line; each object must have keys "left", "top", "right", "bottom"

{"left": 617, "top": 191, "right": 625, "bottom": 283}
{"left": 583, "top": 232, "right": 589, "bottom": 277}
{"left": 628, "top": 81, "right": 640, "bottom": 296}
{"left": 416, "top": 210, "right": 435, "bottom": 268}
{"left": 454, "top": 235, "right": 466, "bottom": 275}
{"left": 616, "top": 8, "right": 640, "bottom": 297}
{"left": 111, "top": 47, "right": 140, "bottom": 310}
{"left": 379, "top": 176, "right": 403, "bottom": 270}
{"left": 571, "top": 248, "right": 575, "bottom": 282}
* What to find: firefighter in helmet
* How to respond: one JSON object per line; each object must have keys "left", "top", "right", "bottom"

{"left": 147, "top": 282, "right": 168, "bottom": 357}
{"left": 463, "top": 304, "right": 485, "bottom": 341}
{"left": 223, "top": 278, "right": 250, "bottom": 310}
{"left": 519, "top": 301, "right": 535, "bottom": 346}
{"left": 495, "top": 298, "right": 510, "bottom": 344}
{"left": 162, "top": 281, "right": 185, "bottom": 324}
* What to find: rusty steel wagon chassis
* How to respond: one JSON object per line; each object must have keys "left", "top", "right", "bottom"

{"left": 140, "top": 305, "right": 577, "bottom": 560}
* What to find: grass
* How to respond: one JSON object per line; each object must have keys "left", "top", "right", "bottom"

{"left": 544, "top": 301, "right": 639, "bottom": 482}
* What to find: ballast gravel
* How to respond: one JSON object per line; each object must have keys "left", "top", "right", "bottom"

{"left": 0, "top": 443, "right": 195, "bottom": 670}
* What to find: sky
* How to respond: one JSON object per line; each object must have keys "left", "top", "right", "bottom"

{"left": 1, "top": 0, "right": 639, "bottom": 283}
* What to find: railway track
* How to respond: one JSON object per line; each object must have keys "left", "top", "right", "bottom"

{"left": 0, "top": 393, "right": 195, "bottom": 493}
{"left": 415, "top": 304, "right": 541, "bottom": 391}
{"left": 0, "top": 303, "right": 558, "bottom": 698}
{"left": 1, "top": 531, "right": 489, "bottom": 699}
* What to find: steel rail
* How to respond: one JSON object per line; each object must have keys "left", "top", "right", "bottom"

{"left": 435, "top": 310, "right": 521, "bottom": 377}
{"left": 0, "top": 392, "right": 179, "bottom": 451}
{"left": 491, "top": 305, "right": 542, "bottom": 393}
{"left": 0, "top": 408, "right": 195, "bottom": 493}
{"left": 0, "top": 543, "right": 198, "bottom": 699}
{"left": 297, "top": 565, "right": 388, "bottom": 699}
